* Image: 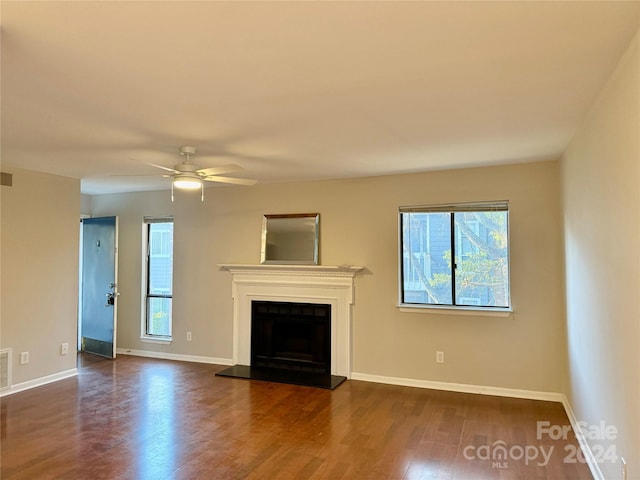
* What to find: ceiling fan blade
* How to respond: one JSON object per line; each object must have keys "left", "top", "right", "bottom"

{"left": 203, "top": 175, "right": 257, "bottom": 186}
{"left": 109, "top": 173, "right": 163, "bottom": 177}
{"left": 197, "top": 164, "right": 243, "bottom": 176}
{"left": 146, "top": 162, "right": 179, "bottom": 174}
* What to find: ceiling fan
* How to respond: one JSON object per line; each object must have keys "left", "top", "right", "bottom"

{"left": 145, "top": 145, "right": 256, "bottom": 201}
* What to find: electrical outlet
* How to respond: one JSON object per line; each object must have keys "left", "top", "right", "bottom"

{"left": 61, "top": 343, "right": 69, "bottom": 355}
{"left": 186, "top": 331, "right": 192, "bottom": 341}
{"left": 20, "top": 352, "right": 29, "bottom": 365}
{"left": 436, "top": 351, "right": 444, "bottom": 363}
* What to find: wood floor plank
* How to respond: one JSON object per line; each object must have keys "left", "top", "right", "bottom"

{"left": 0, "top": 354, "right": 593, "bottom": 479}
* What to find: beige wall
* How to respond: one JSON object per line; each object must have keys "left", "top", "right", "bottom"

{"left": 92, "top": 159, "right": 566, "bottom": 394}
{"left": 562, "top": 31, "right": 640, "bottom": 478}
{"left": 1, "top": 168, "right": 80, "bottom": 385}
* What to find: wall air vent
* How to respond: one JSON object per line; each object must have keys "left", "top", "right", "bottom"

{"left": 1, "top": 172, "right": 13, "bottom": 187}
{"left": 0, "top": 349, "right": 12, "bottom": 391}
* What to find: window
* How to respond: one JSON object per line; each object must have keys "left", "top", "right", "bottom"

{"left": 144, "top": 218, "right": 174, "bottom": 338}
{"left": 399, "top": 202, "right": 510, "bottom": 309}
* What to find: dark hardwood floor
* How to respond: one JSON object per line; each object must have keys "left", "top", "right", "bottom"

{"left": 1, "top": 354, "right": 593, "bottom": 479}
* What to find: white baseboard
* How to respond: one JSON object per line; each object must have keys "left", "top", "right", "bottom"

{"left": 116, "top": 348, "right": 233, "bottom": 366}
{"left": 350, "top": 371, "right": 564, "bottom": 402}
{"left": 0, "top": 368, "right": 78, "bottom": 397}
{"left": 561, "top": 395, "right": 605, "bottom": 480}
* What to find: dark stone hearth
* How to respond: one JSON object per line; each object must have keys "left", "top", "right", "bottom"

{"left": 215, "top": 365, "right": 346, "bottom": 390}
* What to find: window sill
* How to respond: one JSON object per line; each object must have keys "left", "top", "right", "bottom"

{"left": 397, "top": 304, "right": 513, "bottom": 317}
{"left": 140, "top": 336, "right": 173, "bottom": 345}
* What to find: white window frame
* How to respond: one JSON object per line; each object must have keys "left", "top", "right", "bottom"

{"left": 398, "top": 201, "right": 512, "bottom": 316}
{"left": 141, "top": 217, "right": 174, "bottom": 343}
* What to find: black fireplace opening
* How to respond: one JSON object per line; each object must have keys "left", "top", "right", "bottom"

{"left": 251, "top": 300, "right": 331, "bottom": 374}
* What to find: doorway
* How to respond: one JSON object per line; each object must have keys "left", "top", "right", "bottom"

{"left": 78, "top": 216, "right": 119, "bottom": 358}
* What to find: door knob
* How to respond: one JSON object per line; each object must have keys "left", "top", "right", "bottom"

{"left": 105, "top": 292, "right": 115, "bottom": 307}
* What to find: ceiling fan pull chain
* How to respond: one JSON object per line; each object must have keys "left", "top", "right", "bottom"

{"left": 201, "top": 182, "right": 204, "bottom": 202}
{"left": 171, "top": 182, "right": 175, "bottom": 202}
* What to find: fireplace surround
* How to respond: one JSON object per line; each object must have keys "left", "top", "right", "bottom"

{"left": 219, "top": 264, "right": 365, "bottom": 379}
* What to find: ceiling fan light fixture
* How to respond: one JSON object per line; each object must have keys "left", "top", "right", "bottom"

{"left": 173, "top": 175, "right": 202, "bottom": 190}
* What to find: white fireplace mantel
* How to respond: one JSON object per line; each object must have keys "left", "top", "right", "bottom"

{"left": 219, "top": 264, "right": 365, "bottom": 277}
{"left": 219, "top": 264, "right": 365, "bottom": 378}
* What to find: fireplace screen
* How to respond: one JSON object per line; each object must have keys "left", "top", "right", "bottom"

{"left": 251, "top": 300, "right": 331, "bottom": 373}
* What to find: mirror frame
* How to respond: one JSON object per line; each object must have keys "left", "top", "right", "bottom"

{"left": 260, "top": 213, "right": 320, "bottom": 265}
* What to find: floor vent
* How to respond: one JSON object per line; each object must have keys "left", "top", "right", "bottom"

{"left": 0, "top": 349, "right": 12, "bottom": 391}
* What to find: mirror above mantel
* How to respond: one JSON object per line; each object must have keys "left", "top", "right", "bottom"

{"left": 261, "top": 213, "right": 319, "bottom": 265}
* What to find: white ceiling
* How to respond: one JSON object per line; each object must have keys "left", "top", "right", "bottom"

{"left": 2, "top": 1, "right": 639, "bottom": 195}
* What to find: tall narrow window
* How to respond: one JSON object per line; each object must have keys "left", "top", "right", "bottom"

{"left": 400, "top": 202, "right": 510, "bottom": 309}
{"left": 144, "top": 218, "right": 174, "bottom": 337}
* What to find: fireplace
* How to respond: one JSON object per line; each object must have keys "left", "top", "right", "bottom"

{"left": 251, "top": 300, "right": 331, "bottom": 373}
{"left": 217, "top": 264, "right": 365, "bottom": 387}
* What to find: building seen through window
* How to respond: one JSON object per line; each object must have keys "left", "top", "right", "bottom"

{"left": 400, "top": 203, "right": 510, "bottom": 309}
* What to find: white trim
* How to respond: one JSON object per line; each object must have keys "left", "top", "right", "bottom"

{"left": 116, "top": 348, "right": 232, "bottom": 366}
{"left": 112, "top": 216, "right": 119, "bottom": 359}
{"left": 0, "top": 368, "right": 78, "bottom": 397}
{"left": 398, "top": 304, "right": 513, "bottom": 317}
{"left": 350, "top": 371, "right": 563, "bottom": 402}
{"left": 219, "top": 263, "right": 365, "bottom": 277}
{"left": 139, "top": 336, "right": 173, "bottom": 345}
{"left": 561, "top": 395, "right": 605, "bottom": 480}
